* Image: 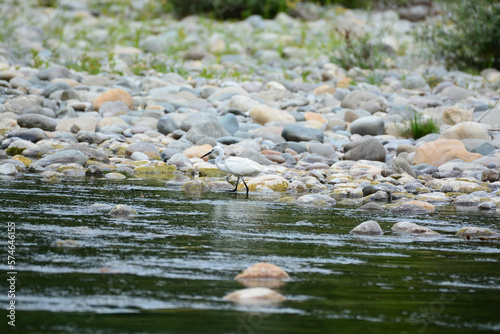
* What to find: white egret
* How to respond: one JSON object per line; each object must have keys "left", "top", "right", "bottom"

{"left": 201, "top": 146, "right": 267, "bottom": 195}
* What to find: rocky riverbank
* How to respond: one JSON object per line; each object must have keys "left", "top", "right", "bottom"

{"left": 1, "top": 1, "right": 500, "bottom": 232}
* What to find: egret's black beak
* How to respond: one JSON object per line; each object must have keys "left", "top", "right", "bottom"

{"left": 201, "top": 150, "right": 213, "bottom": 159}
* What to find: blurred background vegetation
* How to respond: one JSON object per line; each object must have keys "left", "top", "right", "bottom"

{"left": 163, "top": 0, "right": 410, "bottom": 19}
{"left": 36, "top": 0, "right": 499, "bottom": 72}
{"left": 416, "top": 0, "right": 500, "bottom": 72}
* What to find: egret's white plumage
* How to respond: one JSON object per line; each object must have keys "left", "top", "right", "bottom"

{"left": 201, "top": 146, "right": 267, "bottom": 195}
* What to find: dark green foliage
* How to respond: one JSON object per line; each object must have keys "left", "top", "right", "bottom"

{"left": 167, "top": 0, "right": 406, "bottom": 19}
{"left": 417, "top": 0, "right": 500, "bottom": 71}
{"left": 37, "top": 0, "right": 58, "bottom": 7}
{"left": 169, "top": 0, "right": 291, "bottom": 19}
{"left": 330, "top": 32, "right": 392, "bottom": 70}
{"left": 65, "top": 54, "right": 102, "bottom": 75}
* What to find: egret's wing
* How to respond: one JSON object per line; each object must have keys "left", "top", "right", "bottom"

{"left": 226, "top": 157, "right": 266, "bottom": 176}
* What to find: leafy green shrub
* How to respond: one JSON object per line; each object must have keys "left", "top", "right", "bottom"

{"left": 167, "top": 0, "right": 412, "bottom": 19}
{"left": 397, "top": 110, "right": 440, "bottom": 140}
{"left": 65, "top": 54, "right": 102, "bottom": 75}
{"left": 416, "top": 0, "right": 500, "bottom": 71}
{"left": 169, "top": 0, "right": 295, "bottom": 19}
{"left": 167, "top": 0, "right": 409, "bottom": 19}
{"left": 330, "top": 32, "right": 393, "bottom": 70}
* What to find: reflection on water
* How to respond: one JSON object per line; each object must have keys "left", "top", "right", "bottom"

{"left": 0, "top": 177, "right": 499, "bottom": 333}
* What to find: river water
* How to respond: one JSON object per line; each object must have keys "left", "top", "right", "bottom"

{"left": 1, "top": 177, "right": 499, "bottom": 333}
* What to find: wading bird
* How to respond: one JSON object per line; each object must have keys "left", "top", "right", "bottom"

{"left": 201, "top": 146, "right": 267, "bottom": 196}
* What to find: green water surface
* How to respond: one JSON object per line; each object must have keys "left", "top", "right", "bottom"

{"left": 1, "top": 177, "right": 499, "bottom": 334}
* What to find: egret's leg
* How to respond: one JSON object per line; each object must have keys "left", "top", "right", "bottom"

{"left": 228, "top": 177, "right": 240, "bottom": 192}
{"left": 242, "top": 177, "right": 249, "bottom": 195}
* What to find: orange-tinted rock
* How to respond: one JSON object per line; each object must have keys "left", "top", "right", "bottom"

{"left": 414, "top": 139, "right": 481, "bottom": 167}
{"left": 266, "top": 154, "right": 286, "bottom": 164}
{"left": 313, "top": 84, "right": 336, "bottom": 95}
{"left": 235, "top": 262, "right": 290, "bottom": 280}
{"left": 99, "top": 267, "right": 121, "bottom": 273}
{"left": 183, "top": 144, "right": 213, "bottom": 159}
{"left": 284, "top": 148, "right": 299, "bottom": 158}
{"left": 441, "top": 106, "right": 473, "bottom": 125}
{"left": 304, "top": 111, "right": 327, "bottom": 123}
{"left": 93, "top": 88, "right": 133, "bottom": 110}
{"left": 145, "top": 105, "right": 164, "bottom": 110}
{"left": 304, "top": 120, "right": 326, "bottom": 129}
{"left": 337, "top": 77, "right": 352, "bottom": 88}
{"left": 404, "top": 200, "right": 435, "bottom": 212}
{"left": 261, "top": 149, "right": 282, "bottom": 156}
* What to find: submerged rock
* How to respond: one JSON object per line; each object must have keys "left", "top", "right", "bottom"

{"left": 478, "top": 202, "right": 497, "bottom": 211}
{"left": 54, "top": 239, "right": 81, "bottom": 248}
{"left": 236, "top": 262, "right": 290, "bottom": 280}
{"left": 403, "top": 200, "right": 435, "bottom": 212}
{"left": 223, "top": 287, "right": 286, "bottom": 305}
{"left": 180, "top": 180, "right": 209, "bottom": 192}
{"left": 109, "top": 204, "right": 137, "bottom": 217}
{"left": 350, "top": 220, "right": 383, "bottom": 235}
{"left": 206, "top": 180, "right": 234, "bottom": 191}
{"left": 41, "top": 170, "right": 64, "bottom": 182}
{"left": 391, "top": 222, "right": 440, "bottom": 236}
{"left": 358, "top": 202, "right": 384, "bottom": 212}
{"left": 105, "top": 172, "right": 127, "bottom": 180}
{"left": 296, "top": 194, "right": 336, "bottom": 207}
{"left": 389, "top": 203, "right": 432, "bottom": 215}
{"left": 90, "top": 203, "right": 114, "bottom": 213}
{"left": 456, "top": 227, "right": 500, "bottom": 240}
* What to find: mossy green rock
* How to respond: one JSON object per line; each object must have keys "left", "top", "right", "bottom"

{"left": 426, "top": 180, "right": 488, "bottom": 193}
{"left": 278, "top": 196, "right": 296, "bottom": 204}
{"left": 6, "top": 146, "right": 27, "bottom": 156}
{"left": 331, "top": 188, "right": 350, "bottom": 199}
{"left": 12, "top": 154, "right": 31, "bottom": 167}
{"left": 199, "top": 168, "right": 227, "bottom": 177}
{"left": 133, "top": 164, "right": 176, "bottom": 175}
{"left": 116, "top": 146, "right": 127, "bottom": 157}
{"left": 41, "top": 171, "right": 64, "bottom": 182}
{"left": 57, "top": 163, "right": 85, "bottom": 173}
{"left": 242, "top": 175, "right": 290, "bottom": 192}
{"left": 181, "top": 180, "right": 209, "bottom": 192}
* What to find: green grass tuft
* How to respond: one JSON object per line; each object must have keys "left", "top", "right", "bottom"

{"left": 397, "top": 110, "right": 440, "bottom": 140}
